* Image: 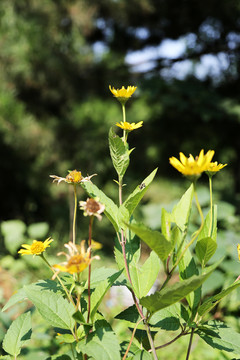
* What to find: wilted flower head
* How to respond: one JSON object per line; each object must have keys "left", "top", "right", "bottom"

{"left": 79, "top": 198, "right": 105, "bottom": 221}
{"left": 116, "top": 121, "right": 143, "bottom": 132}
{"left": 50, "top": 170, "right": 96, "bottom": 185}
{"left": 169, "top": 149, "right": 214, "bottom": 180}
{"left": 205, "top": 161, "right": 227, "bottom": 176}
{"left": 109, "top": 85, "right": 137, "bottom": 105}
{"left": 52, "top": 240, "right": 99, "bottom": 278}
{"left": 18, "top": 237, "right": 53, "bottom": 257}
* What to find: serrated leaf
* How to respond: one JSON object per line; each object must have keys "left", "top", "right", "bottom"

{"left": 140, "top": 263, "right": 217, "bottom": 314}
{"left": 90, "top": 267, "right": 118, "bottom": 288}
{"left": 130, "top": 251, "right": 161, "bottom": 298}
{"left": 76, "top": 321, "right": 121, "bottom": 360}
{"left": 197, "top": 320, "right": 240, "bottom": 354}
{"left": 127, "top": 222, "right": 172, "bottom": 261}
{"left": 195, "top": 237, "right": 217, "bottom": 267}
{"left": 172, "top": 184, "right": 194, "bottom": 232}
{"left": 198, "top": 280, "right": 240, "bottom": 316}
{"left": 90, "top": 270, "right": 122, "bottom": 321}
{"left": 2, "top": 311, "right": 32, "bottom": 357}
{"left": 119, "top": 168, "right": 158, "bottom": 223}
{"left": 24, "top": 284, "right": 75, "bottom": 330}
{"left": 80, "top": 181, "right": 119, "bottom": 232}
{"left": 109, "top": 127, "right": 129, "bottom": 180}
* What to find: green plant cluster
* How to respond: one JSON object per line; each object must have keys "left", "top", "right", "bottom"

{"left": 1, "top": 93, "right": 240, "bottom": 360}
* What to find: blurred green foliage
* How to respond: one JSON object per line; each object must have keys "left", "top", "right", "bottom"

{"left": 1, "top": 0, "right": 240, "bottom": 246}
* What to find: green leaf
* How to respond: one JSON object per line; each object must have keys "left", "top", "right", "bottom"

{"left": 2, "top": 311, "right": 32, "bottom": 357}
{"left": 130, "top": 251, "right": 161, "bottom": 298}
{"left": 119, "top": 168, "right": 158, "bottom": 223}
{"left": 81, "top": 181, "right": 119, "bottom": 232}
{"left": 197, "top": 320, "right": 240, "bottom": 354}
{"left": 115, "top": 305, "right": 141, "bottom": 324}
{"left": 24, "top": 284, "right": 75, "bottom": 330}
{"left": 176, "top": 235, "right": 200, "bottom": 311}
{"left": 114, "top": 230, "right": 140, "bottom": 282}
{"left": 140, "top": 263, "right": 217, "bottom": 314}
{"left": 128, "top": 349, "right": 152, "bottom": 360}
{"left": 198, "top": 280, "right": 240, "bottom": 316}
{"left": 127, "top": 222, "right": 172, "bottom": 261}
{"left": 172, "top": 184, "right": 194, "bottom": 232}
{"left": 28, "top": 222, "right": 49, "bottom": 239}
{"left": 149, "top": 304, "right": 181, "bottom": 331}
{"left": 109, "top": 127, "right": 129, "bottom": 180}
{"left": 90, "top": 270, "right": 122, "bottom": 321}
{"left": 195, "top": 237, "right": 217, "bottom": 267}
{"left": 76, "top": 321, "right": 121, "bottom": 360}
{"left": 198, "top": 205, "right": 217, "bottom": 241}
{"left": 90, "top": 267, "right": 118, "bottom": 288}
{"left": 1, "top": 220, "right": 27, "bottom": 254}
{"left": 2, "top": 287, "right": 27, "bottom": 312}
{"left": 161, "top": 208, "right": 172, "bottom": 240}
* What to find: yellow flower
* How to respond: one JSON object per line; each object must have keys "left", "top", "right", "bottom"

{"left": 238, "top": 244, "right": 240, "bottom": 261}
{"left": 169, "top": 149, "right": 215, "bottom": 178}
{"left": 116, "top": 121, "right": 143, "bottom": 132}
{"left": 109, "top": 85, "right": 137, "bottom": 104}
{"left": 50, "top": 171, "right": 96, "bottom": 185}
{"left": 52, "top": 240, "right": 99, "bottom": 278}
{"left": 18, "top": 237, "right": 53, "bottom": 256}
{"left": 79, "top": 198, "right": 105, "bottom": 221}
{"left": 205, "top": 161, "right": 227, "bottom": 175}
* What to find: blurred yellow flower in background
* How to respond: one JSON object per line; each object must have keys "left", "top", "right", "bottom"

{"left": 18, "top": 237, "right": 53, "bottom": 256}
{"left": 169, "top": 149, "right": 214, "bottom": 177}
{"left": 116, "top": 121, "right": 143, "bottom": 131}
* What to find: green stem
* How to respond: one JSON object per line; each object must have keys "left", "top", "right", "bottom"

{"left": 186, "top": 328, "right": 195, "bottom": 360}
{"left": 123, "top": 318, "right": 143, "bottom": 360}
{"left": 73, "top": 184, "right": 77, "bottom": 245}
{"left": 122, "top": 103, "right": 127, "bottom": 144}
{"left": 71, "top": 343, "right": 77, "bottom": 360}
{"left": 208, "top": 175, "right": 213, "bottom": 237}
{"left": 87, "top": 216, "right": 94, "bottom": 323}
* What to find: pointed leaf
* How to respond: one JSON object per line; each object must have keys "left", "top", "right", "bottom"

{"left": 172, "top": 184, "right": 194, "bottom": 232}
{"left": 109, "top": 127, "right": 129, "bottom": 180}
{"left": 198, "top": 280, "right": 240, "bottom": 316}
{"left": 130, "top": 251, "right": 161, "bottom": 298}
{"left": 2, "top": 312, "right": 32, "bottom": 357}
{"left": 195, "top": 237, "right": 217, "bottom": 267}
{"left": 127, "top": 222, "right": 172, "bottom": 261}
{"left": 90, "top": 270, "right": 122, "bottom": 321}
{"left": 197, "top": 320, "right": 240, "bottom": 354}
{"left": 149, "top": 304, "right": 181, "bottom": 331}
{"left": 140, "top": 263, "right": 218, "bottom": 314}
{"left": 81, "top": 181, "right": 119, "bottom": 231}
{"left": 115, "top": 305, "right": 141, "bottom": 324}
{"left": 119, "top": 168, "right": 158, "bottom": 223}
{"left": 2, "top": 287, "right": 27, "bottom": 312}
{"left": 24, "top": 284, "right": 75, "bottom": 330}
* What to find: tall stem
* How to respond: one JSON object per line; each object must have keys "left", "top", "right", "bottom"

{"left": 186, "top": 328, "right": 195, "bottom": 360}
{"left": 208, "top": 175, "right": 213, "bottom": 237}
{"left": 87, "top": 216, "right": 94, "bottom": 323}
{"left": 122, "top": 104, "right": 127, "bottom": 143}
{"left": 73, "top": 184, "right": 77, "bottom": 245}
